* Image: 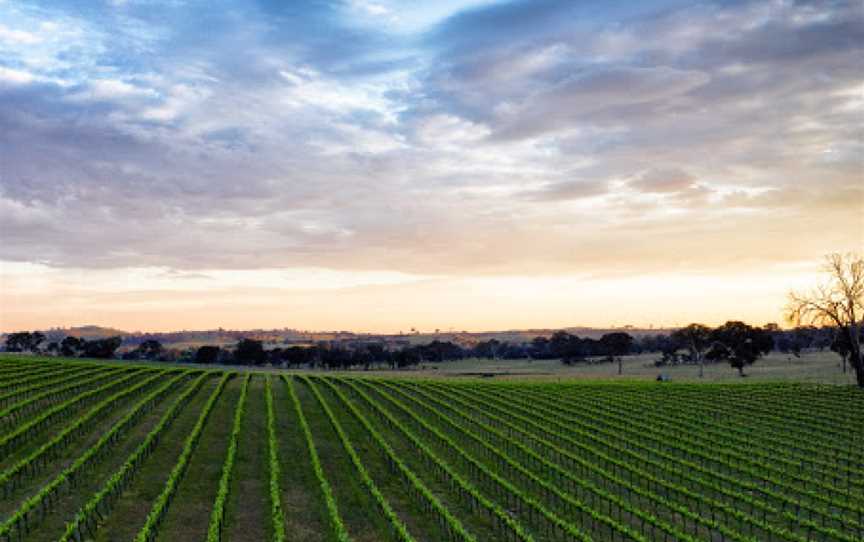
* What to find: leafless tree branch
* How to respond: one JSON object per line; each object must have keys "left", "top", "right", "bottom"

{"left": 786, "top": 252, "right": 864, "bottom": 387}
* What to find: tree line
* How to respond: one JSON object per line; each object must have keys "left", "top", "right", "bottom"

{"left": 3, "top": 332, "right": 122, "bottom": 359}
{"left": 2, "top": 322, "right": 852, "bottom": 377}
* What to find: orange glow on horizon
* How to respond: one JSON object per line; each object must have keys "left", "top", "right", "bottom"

{"left": 0, "top": 262, "right": 829, "bottom": 334}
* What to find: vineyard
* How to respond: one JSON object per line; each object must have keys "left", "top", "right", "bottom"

{"left": 0, "top": 356, "right": 862, "bottom": 542}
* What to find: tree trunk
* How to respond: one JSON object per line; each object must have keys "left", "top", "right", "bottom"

{"left": 853, "top": 350, "right": 864, "bottom": 388}
{"left": 698, "top": 353, "right": 704, "bottom": 378}
{"left": 617, "top": 356, "right": 622, "bottom": 375}
{"left": 853, "top": 338, "right": 863, "bottom": 388}
{"left": 847, "top": 325, "right": 863, "bottom": 387}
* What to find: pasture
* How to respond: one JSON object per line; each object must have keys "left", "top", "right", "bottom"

{"left": 0, "top": 355, "right": 861, "bottom": 541}
{"left": 399, "top": 351, "right": 858, "bottom": 384}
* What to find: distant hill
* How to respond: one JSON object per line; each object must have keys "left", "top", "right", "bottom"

{"left": 3, "top": 324, "right": 676, "bottom": 350}
{"left": 43, "top": 325, "right": 130, "bottom": 340}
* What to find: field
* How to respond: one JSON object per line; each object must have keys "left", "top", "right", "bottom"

{"left": 385, "top": 351, "right": 858, "bottom": 385}
{"left": 0, "top": 355, "right": 862, "bottom": 542}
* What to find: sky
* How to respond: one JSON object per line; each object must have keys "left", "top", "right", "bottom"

{"left": 0, "top": 0, "right": 862, "bottom": 333}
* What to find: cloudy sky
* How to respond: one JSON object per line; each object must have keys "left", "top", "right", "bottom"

{"left": 1, "top": 0, "right": 862, "bottom": 333}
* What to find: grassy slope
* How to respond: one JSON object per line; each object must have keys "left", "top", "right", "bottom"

{"left": 223, "top": 376, "right": 268, "bottom": 542}
{"left": 272, "top": 377, "right": 328, "bottom": 542}
{"left": 0, "top": 355, "right": 861, "bottom": 542}
{"left": 309, "top": 377, "right": 453, "bottom": 541}
{"left": 92, "top": 375, "right": 219, "bottom": 542}
{"left": 1, "top": 350, "right": 855, "bottom": 385}
{"left": 155, "top": 375, "right": 241, "bottom": 541}
{"left": 390, "top": 350, "right": 858, "bottom": 384}
{"left": 9, "top": 375, "right": 194, "bottom": 541}
{"left": 293, "top": 377, "right": 394, "bottom": 542}
{"left": 0, "top": 368, "right": 141, "bottom": 464}
{"left": 0, "top": 372, "right": 173, "bottom": 517}
{"left": 334, "top": 378, "right": 501, "bottom": 541}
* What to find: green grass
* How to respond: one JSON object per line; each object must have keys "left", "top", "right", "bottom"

{"left": 223, "top": 376, "right": 268, "bottom": 542}
{"left": 271, "top": 377, "right": 328, "bottom": 542}
{"left": 2, "top": 349, "right": 854, "bottom": 384}
{"left": 7, "top": 373, "right": 195, "bottom": 541}
{"left": 155, "top": 376, "right": 241, "bottom": 541}
{"left": 388, "top": 350, "right": 858, "bottom": 384}
{"left": 92, "top": 376, "right": 219, "bottom": 541}
{"left": 294, "top": 377, "right": 395, "bottom": 542}
{"left": 0, "top": 355, "right": 861, "bottom": 542}
{"left": 309, "top": 378, "right": 452, "bottom": 541}
{"left": 0, "top": 371, "right": 171, "bottom": 515}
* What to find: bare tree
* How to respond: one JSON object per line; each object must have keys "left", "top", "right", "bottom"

{"left": 786, "top": 253, "right": 864, "bottom": 387}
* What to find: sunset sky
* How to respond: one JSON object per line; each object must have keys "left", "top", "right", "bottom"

{"left": 1, "top": 0, "right": 862, "bottom": 333}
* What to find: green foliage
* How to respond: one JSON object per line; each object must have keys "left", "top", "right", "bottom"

{"left": 0, "top": 370, "right": 181, "bottom": 496}
{"left": 302, "top": 376, "right": 416, "bottom": 542}
{"left": 0, "top": 367, "right": 140, "bottom": 456}
{"left": 339, "top": 378, "right": 538, "bottom": 541}
{"left": 207, "top": 373, "right": 250, "bottom": 542}
{"left": 59, "top": 373, "right": 211, "bottom": 542}
{"left": 285, "top": 375, "right": 350, "bottom": 542}
{"left": 314, "top": 376, "right": 476, "bottom": 542}
{"left": 3, "top": 331, "right": 46, "bottom": 353}
{"left": 0, "top": 356, "right": 860, "bottom": 542}
{"left": 135, "top": 372, "right": 232, "bottom": 542}
{"left": 265, "top": 376, "right": 287, "bottom": 542}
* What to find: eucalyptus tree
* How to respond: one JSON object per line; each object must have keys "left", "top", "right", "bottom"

{"left": 787, "top": 253, "right": 864, "bottom": 387}
{"left": 671, "top": 323, "right": 712, "bottom": 378}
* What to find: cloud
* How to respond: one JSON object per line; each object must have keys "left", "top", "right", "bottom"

{"left": 629, "top": 168, "right": 695, "bottom": 193}
{"left": 520, "top": 180, "right": 609, "bottom": 202}
{"left": 420, "top": 0, "right": 862, "bottom": 138}
{"left": 720, "top": 184, "right": 864, "bottom": 213}
{"left": 413, "top": 114, "right": 490, "bottom": 147}
{"left": 0, "top": 0, "right": 860, "bottom": 282}
{"left": 492, "top": 66, "right": 711, "bottom": 139}
{"left": 348, "top": 0, "right": 393, "bottom": 19}
{"left": 74, "top": 79, "right": 158, "bottom": 101}
{"left": 0, "top": 24, "right": 41, "bottom": 44}
{"left": 0, "top": 66, "right": 34, "bottom": 84}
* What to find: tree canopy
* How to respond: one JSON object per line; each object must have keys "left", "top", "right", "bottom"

{"left": 705, "top": 321, "right": 773, "bottom": 376}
